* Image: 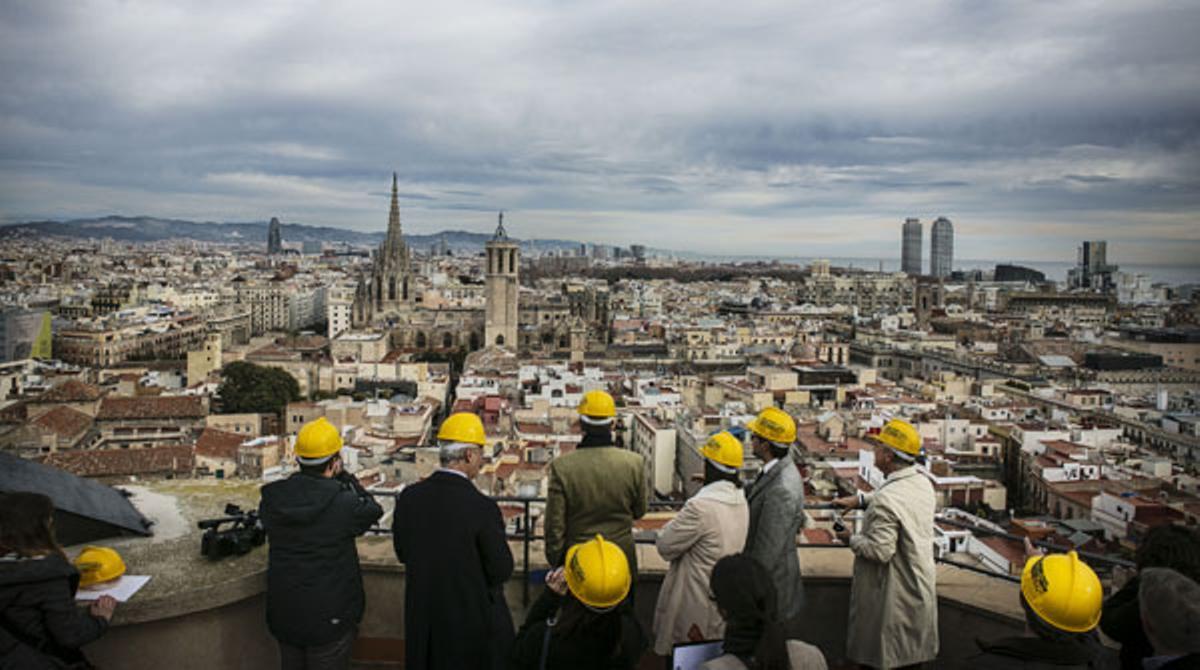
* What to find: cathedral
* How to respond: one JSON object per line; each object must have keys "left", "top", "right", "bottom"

{"left": 353, "top": 173, "right": 415, "bottom": 324}
{"left": 350, "top": 173, "right": 601, "bottom": 357}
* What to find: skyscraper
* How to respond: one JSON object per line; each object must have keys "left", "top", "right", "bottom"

{"left": 267, "top": 217, "right": 283, "bottom": 254}
{"left": 930, "top": 216, "right": 953, "bottom": 278}
{"left": 901, "top": 218, "right": 922, "bottom": 275}
{"left": 1068, "top": 240, "right": 1118, "bottom": 290}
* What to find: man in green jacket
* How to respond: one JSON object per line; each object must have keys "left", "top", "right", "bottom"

{"left": 544, "top": 390, "right": 647, "bottom": 581}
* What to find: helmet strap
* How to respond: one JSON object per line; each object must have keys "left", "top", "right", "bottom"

{"left": 580, "top": 415, "right": 613, "bottom": 426}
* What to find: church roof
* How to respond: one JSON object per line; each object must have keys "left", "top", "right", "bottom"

{"left": 493, "top": 211, "right": 508, "bottom": 240}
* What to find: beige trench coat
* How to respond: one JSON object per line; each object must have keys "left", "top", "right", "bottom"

{"left": 652, "top": 480, "right": 749, "bottom": 655}
{"left": 846, "top": 466, "right": 939, "bottom": 669}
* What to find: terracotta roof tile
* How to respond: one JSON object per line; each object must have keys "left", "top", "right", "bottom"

{"left": 516, "top": 422, "right": 551, "bottom": 434}
{"left": 97, "top": 396, "right": 206, "bottom": 420}
{"left": 41, "top": 446, "right": 194, "bottom": 478}
{"left": 31, "top": 406, "right": 93, "bottom": 438}
{"left": 0, "top": 401, "right": 29, "bottom": 424}
{"left": 802, "top": 528, "right": 836, "bottom": 544}
{"left": 36, "top": 380, "right": 103, "bottom": 403}
{"left": 195, "top": 427, "right": 244, "bottom": 460}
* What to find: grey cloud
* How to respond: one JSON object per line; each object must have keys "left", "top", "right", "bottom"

{"left": 0, "top": 1, "right": 1198, "bottom": 264}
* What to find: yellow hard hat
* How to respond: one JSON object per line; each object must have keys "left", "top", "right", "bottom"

{"left": 699, "top": 431, "right": 744, "bottom": 472}
{"left": 577, "top": 390, "right": 616, "bottom": 421}
{"left": 436, "top": 412, "right": 487, "bottom": 446}
{"left": 295, "top": 417, "right": 343, "bottom": 463}
{"left": 872, "top": 418, "right": 922, "bottom": 458}
{"left": 564, "top": 534, "right": 631, "bottom": 610}
{"left": 1021, "top": 551, "right": 1103, "bottom": 633}
{"left": 746, "top": 407, "right": 796, "bottom": 445}
{"left": 74, "top": 546, "right": 126, "bottom": 588}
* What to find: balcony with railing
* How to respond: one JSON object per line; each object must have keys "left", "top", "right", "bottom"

{"left": 78, "top": 494, "right": 1128, "bottom": 669}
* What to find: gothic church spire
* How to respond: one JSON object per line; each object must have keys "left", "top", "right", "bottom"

{"left": 387, "top": 172, "right": 402, "bottom": 243}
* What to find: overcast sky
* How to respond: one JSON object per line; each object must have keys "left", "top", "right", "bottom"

{"left": 1, "top": 1, "right": 1198, "bottom": 265}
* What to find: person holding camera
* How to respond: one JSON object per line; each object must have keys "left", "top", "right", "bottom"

{"left": 392, "top": 412, "right": 515, "bottom": 670}
{"left": 259, "top": 417, "right": 383, "bottom": 670}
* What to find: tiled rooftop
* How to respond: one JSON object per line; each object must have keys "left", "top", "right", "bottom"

{"left": 42, "top": 446, "right": 194, "bottom": 478}
{"left": 97, "top": 396, "right": 206, "bottom": 420}
{"left": 194, "top": 427, "right": 245, "bottom": 460}
{"left": 31, "top": 405, "right": 94, "bottom": 438}
{"left": 36, "top": 379, "right": 104, "bottom": 403}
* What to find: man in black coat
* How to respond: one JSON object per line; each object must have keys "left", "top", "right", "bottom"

{"left": 393, "top": 412, "right": 514, "bottom": 670}
{"left": 259, "top": 417, "right": 383, "bottom": 670}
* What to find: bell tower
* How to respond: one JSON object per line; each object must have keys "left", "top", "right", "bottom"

{"left": 485, "top": 212, "right": 519, "bottom": 349}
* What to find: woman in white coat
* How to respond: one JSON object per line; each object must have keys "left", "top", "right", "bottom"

{"left": 653, "top": 431, "right": 750, "bottom": 655}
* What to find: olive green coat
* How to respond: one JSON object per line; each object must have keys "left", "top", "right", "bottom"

{"left": 544, "top": 445, "right": 647, "bottom": 575}
{"left": 846, "top": 465, "right": 939, "bottom": 670}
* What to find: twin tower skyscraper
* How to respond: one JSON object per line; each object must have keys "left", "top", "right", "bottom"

{"left": 901, "top": 216, "right": 953, "bottom": 277}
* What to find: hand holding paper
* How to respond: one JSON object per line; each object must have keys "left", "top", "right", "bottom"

{"left": 75, "top": 575, "right": 151, "bottom": 603}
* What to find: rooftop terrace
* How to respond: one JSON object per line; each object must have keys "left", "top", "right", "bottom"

{"left": 65, "top": 483, "right": 1067, "bottom": 669}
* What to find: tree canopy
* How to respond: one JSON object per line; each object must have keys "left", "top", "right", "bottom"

{"left": 216, "top": 361, "right": 300, "bottom": 416}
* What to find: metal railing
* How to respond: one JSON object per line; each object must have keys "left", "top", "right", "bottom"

{"left": 366, "top": 492, "right": 1134, "bottom": 601}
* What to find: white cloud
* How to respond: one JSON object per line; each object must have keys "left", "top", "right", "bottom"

{"left": 0, "top": 0, "right": 1197, "bottom": 265}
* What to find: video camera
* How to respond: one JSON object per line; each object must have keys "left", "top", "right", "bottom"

{"left": 198, "top": 503, "right": 265, "bottom": 560}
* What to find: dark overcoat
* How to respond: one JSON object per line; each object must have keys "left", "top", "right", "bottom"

{"left": 259, "top": 471, "right": 383, "bottom": 647}
{"left": 393, "top": 471, "right": 515, "bottom": 670}
{"left": 0, "top": 553, "right": 108, "bottom": 669}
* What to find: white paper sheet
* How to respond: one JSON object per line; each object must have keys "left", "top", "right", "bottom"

{"left": 74, "top": 575, "right": 151, "bottom": 602}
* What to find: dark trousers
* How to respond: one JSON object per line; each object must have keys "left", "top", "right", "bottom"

{"left": 278, "top": 627, "right": 356, "bottom": 670}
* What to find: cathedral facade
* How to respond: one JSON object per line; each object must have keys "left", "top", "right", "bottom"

{"left": 353, "top": 173, "right": 415, "bottom": 325}
{"left": 347, "top": 174, "right": 607, "bottom": 358}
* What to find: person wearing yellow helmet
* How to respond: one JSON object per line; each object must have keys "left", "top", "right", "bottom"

{"left": 512, "top": 535, "right": 647, "bottom": 670}
{"left": 545, "top": 390, "right": 646, "bottom": 587}
{"left": 834, "top": 417, "right": 938, "bottom": 670}
{"left": 742, "top": 407, "right": 807, "bottom": 627}
{"left": 392, "top": 411, "right": 516, "bottom": 669}
{"left": 0, "top": 492, "right": 115, "bottom": 669}
{"left": 965, "top": 543, "right": 1116, "bottom": 669}
{"left": 258, "top": 417, "right": 383, "bottom": 669}
{"left": 652, "top": 431, "right": 750, "bottom": 656}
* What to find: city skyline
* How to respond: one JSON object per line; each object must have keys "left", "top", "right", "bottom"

{"left": 1, "top": 2, "right": 1198, "bottom": 264}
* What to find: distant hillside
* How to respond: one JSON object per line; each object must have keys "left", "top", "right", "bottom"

{"left": 0, "top": 215, "right": 590, "bottom": 254}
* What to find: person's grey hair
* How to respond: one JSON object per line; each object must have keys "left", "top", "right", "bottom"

{"left": 438, "top": 441, "right": 478, "bottom": 466}
{"left": 1139, "top": 567, "right": 1200, "bottom": 655}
